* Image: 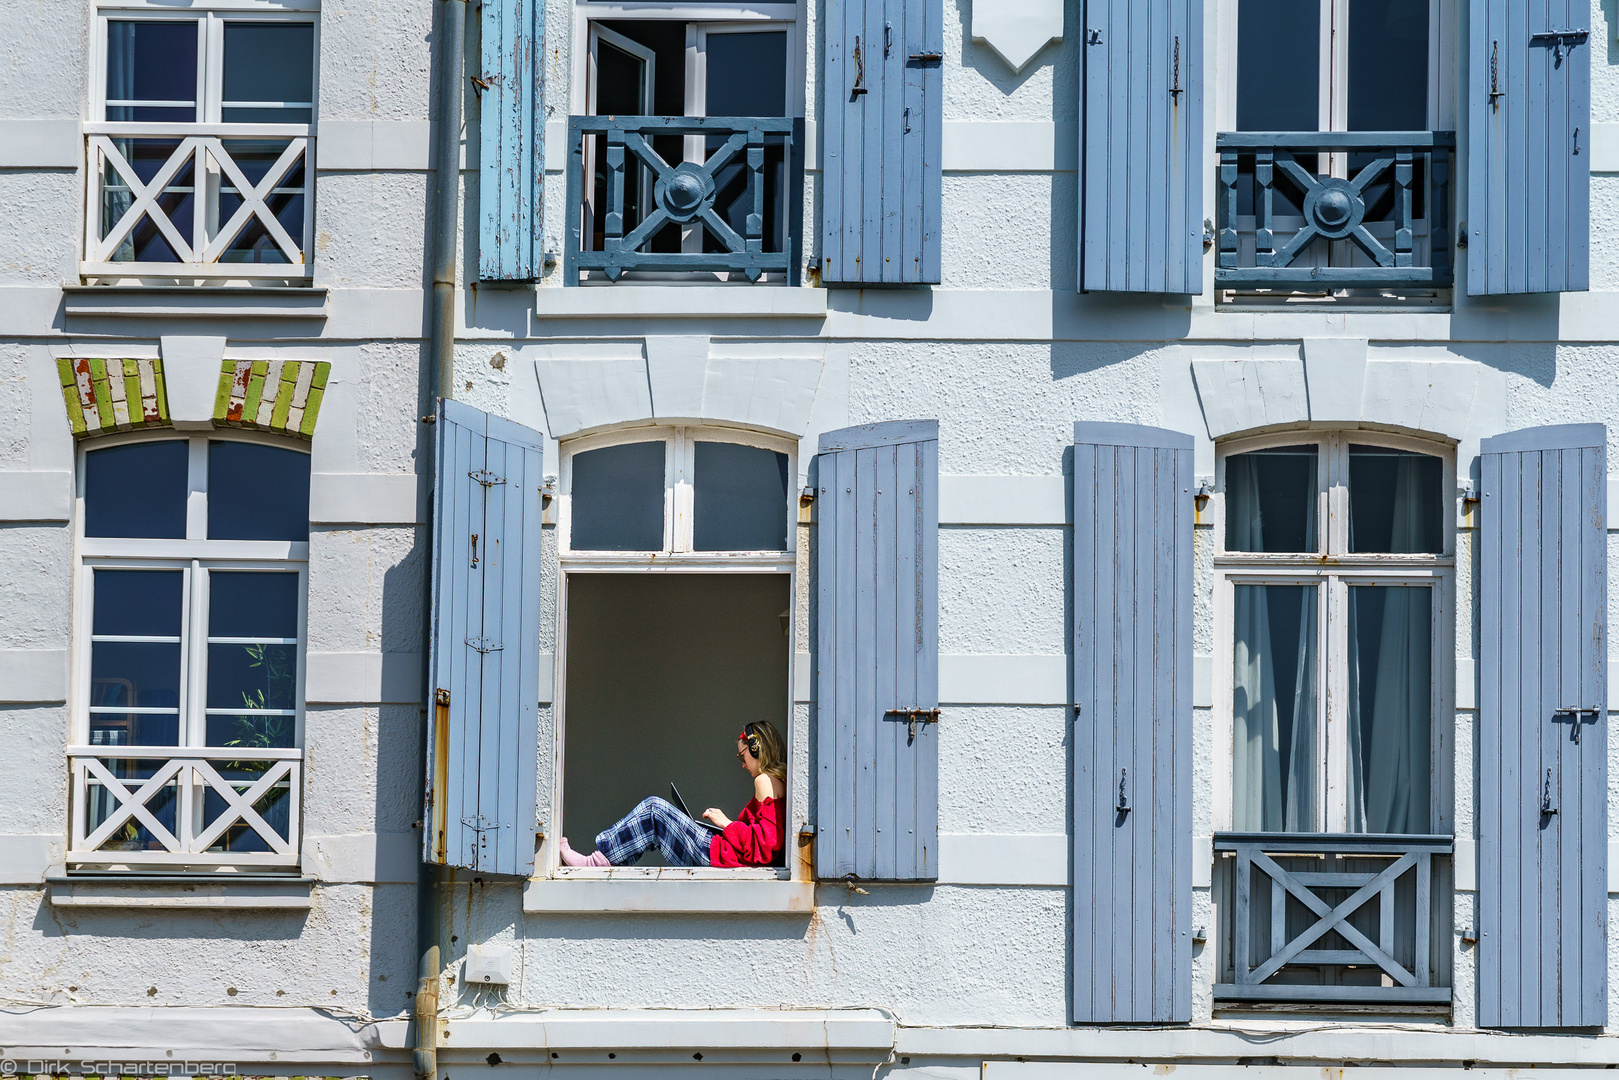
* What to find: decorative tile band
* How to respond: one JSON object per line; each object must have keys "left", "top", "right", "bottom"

{"left": 56, "top": 357, "right": 171, "bottom": 439}
{"left": 213, "top": 359, "right": 331, "bottom": 440}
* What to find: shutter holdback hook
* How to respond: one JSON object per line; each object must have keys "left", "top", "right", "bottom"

{"left": 1541, "top": 769, "right": 1557, "bottom": 816}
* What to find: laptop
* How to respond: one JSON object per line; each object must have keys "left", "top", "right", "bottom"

{"left": 669, "top": 784, "right": 725, "bottom": 834}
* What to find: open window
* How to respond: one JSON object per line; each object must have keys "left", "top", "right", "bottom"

{"left": 71, "top": 434, "right": 310, "bottom": 873}
{"left": 1212, "top": 431, "right": 1454, "bottom": 1008}
{"left": 555, "top": 427, "right": 797, "bottom": 873}
{"left": 1216, "top": 0, "right": 1456, "bottom": 301}
{"left": 565, "top": 1, "right": 805, "bottom": 285}
{"left": 87, "top": 1, "right": 318, "bottom": 281}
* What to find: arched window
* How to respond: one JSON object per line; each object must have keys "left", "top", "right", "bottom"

{"left": 72, "top": 433, "right": 310, "bottom": 871}
{"left": 555, "top": 426, "right": 796, "bottom": 870}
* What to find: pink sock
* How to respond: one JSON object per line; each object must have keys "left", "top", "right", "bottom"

{"left": 557, "top": 838, "right": 594, "bottom": 867}
{"left": 585, "top": 850, "right": 610, "bottom": 867}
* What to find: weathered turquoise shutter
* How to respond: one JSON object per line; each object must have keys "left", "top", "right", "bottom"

{"left": 1081, "top": 0, "right": 1203, "bottom": 294}
{"left": 814, "top": 420, "right": 939, "bottom": 881}
{"left": 1468, "top": 0, "right": 1590, "bottom": 294}
{"left": 820, "top": 0, "right": 942, "bottom": 285}
{"left": 426, "top": 399, "right": 545, "bottom": 876}
{"left": 1477, "top": 424, "right": 1607, "bottom": 1027}
{"left": 1072, "top": 422, "right": 1194, "bottom": 1022}
{"left": 479, "top": 0, "right": 545, "bottom": 282}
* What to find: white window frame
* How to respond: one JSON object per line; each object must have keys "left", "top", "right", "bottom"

{"left": 550, "top": 424, "right": 799, "bottom": 880}
{"left": 70, "top": 431, "right": 310, "bottom": 872}
{"left": 85, "top": 0, "right": 320, "bottom": 281}
{"left": 1210, "top": 430, "right": 1456, "bottom": 837}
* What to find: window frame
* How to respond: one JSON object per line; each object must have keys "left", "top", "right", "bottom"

{"left": 70, "top": 430, "right": 310, "bottom": 872}
{"left": 1210, "top": 429, "right": 1456, "bottom": 837}
{"left": 550, "top": 424, "right": 800, "bottom": 880}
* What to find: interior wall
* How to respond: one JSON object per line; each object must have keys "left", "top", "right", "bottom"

{"left": 562, "top": 572, "right": 791, "bottom": 859}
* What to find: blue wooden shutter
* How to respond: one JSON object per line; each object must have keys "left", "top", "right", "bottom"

{"left": 1468, "top": 0, "right": 1590, "bottom": 294}
{"left": 814, "top": 420, "right": 939, "bottom": 881}
{"left": 820, "top": 0, "right": 942, "bottom": 285}
{"left": 426, "top": 399, "right": 545, "bottom": 875}
{"left": 479, "top": 0, "right": 545, "bottom": 282}
{"left": 1081, "top": 0, "right": 1203, "bottom": 294}
{"left": 1072, "top": 422, "right": 1194, "bottom": 1023}
{"left": 1477, "top": 424, "right": 1607, "bottom": 1027}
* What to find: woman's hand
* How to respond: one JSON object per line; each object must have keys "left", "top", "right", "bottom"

{"left": 702, "top": 808, "right": 732, "bottom": 828}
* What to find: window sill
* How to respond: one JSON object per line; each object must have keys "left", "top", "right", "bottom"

{"left": 61, "top": 284, "right": 329, "bottom": 321}
{"left": 524, "top": 870, "right": 812, "bottom": 914}
{"left": 533, "top": 284, "right": 827, "bottom": 319}
{"left": 47, "top": 874, "right": 314, "bottom": 910}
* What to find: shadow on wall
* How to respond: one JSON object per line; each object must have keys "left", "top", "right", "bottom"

{"left": 1048, "top": 339, "right": 1162, "bottom": 383}
{"left": 1448, "top": 340, "right": 1557, "bottom": 389}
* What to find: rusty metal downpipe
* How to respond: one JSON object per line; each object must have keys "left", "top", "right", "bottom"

{"left": 413, "top": 943, "right": 441, "bottom": 1079}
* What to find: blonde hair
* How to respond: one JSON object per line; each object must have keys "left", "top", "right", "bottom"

{"left": 743, "top": 720, "right": 787, "bottom": 781}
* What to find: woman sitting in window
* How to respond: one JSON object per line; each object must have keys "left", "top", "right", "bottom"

{"left": 558, "top": 721, "right": 787, "bottom": 868}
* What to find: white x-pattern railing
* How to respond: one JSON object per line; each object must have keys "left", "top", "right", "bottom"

{"left": 68, "top": 746, "right": 302, "bottom": 869}
{"left": 83, "top": 123, "right": 313, "bottom": 280}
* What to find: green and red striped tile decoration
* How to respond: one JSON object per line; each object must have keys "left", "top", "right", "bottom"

{"left": 56, "top": 357, "right": 171, "bottom": 438}
{"left": 213, "top": 359, "right": 331, "bottom": 440}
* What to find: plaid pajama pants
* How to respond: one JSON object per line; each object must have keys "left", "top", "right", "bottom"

{"left": 595, "top": 796, "right": 713, "bottom": 867}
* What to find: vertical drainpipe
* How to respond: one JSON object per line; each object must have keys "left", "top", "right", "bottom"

{"left": 417, "top": 3, "right": 465, "bottom": 1079}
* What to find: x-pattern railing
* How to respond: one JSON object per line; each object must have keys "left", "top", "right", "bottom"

{"left": 1215, "top": 832, "right": 1452, "bottom": 1005}
{"left": 566, "top": 115, "right": 802, "bottom": 285}
{"left": 84, "top": 123, "right": 312, "bottom": 279}
{"left": 69, "top": 746, "right": 302, "bottom": 869}
{"left": 1216, "top": 131, "right": 1455, "bottom": 291}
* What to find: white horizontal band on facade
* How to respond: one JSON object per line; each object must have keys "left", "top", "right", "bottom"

{"left": 0, "top": 649, "right": 69, "bottom": 704}
{"left": 302, "top": 831, "right": 420, "bottom": 884}
{"left": 988, "top": 1065, "right": 1619, "bottom": 1079}
{"left": 796, "top": 653, "right": 1214, "bottom": 708}
{"left": 0, "top": 836, "right": 57, "bottom": 882}
{"left": 0, "top": 1006, "right": 405, "bottom": 1064}
{"left": 47, "top": 877, "right": 315, "bottom": 910}
{"left": 314, "top": 120, "right": 433, "bottom": 171}
{"left": 0, "top": 119, "right": 79, "bottom": 168}
{"left": 523, "top": 877, "right": 813, "bottom": 914}
{"left": 0, "top": 472, "right": 72, "bottom": 522}
{"left": 1455, "top": 658, "right": 1619, "bottom": 711}
{"left": 304, "top": 651, "right": 424, "bottom": 705}
{"left": 939, "top": 475, "right": 1067, "bottom": 524}
{"left": 939, "top": 832, "right": 1066, "bottom": 885}
{"left": 308, "top": 473, "right": 421, "bottom": 525}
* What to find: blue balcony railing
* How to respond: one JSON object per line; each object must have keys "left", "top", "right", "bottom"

{"left": 565, "top": 115, "right": 803, "bottom": 286}
{"left": 1215, "top": 832, "right": 1453, "bottom": 1007}
{"left": 1216, "top": 131, "right": 1455, "bottom": 292}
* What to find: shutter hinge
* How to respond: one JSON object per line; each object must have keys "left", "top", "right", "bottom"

{"left": 907, "top": 52, "right": 943, "bottom": 63}
{"left": 1087, "top": 29, "right": 1102, "bottom": 45}
{"left": 884, "top": 707, "right": 940, "bottom": 743}
{"left": 466, "top": 637, "right": 504, "bottom": 654}
{"left": 469, "top": 469, "right": 507, "bottom": 487}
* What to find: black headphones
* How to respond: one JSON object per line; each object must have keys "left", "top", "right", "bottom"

{"left": 742, "top": 724, "right": 763, "bottom": 757}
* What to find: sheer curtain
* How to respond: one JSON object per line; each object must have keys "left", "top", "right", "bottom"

{"left": 1230, "top": 458, "right": 1319, "bottom": 832}
{"left": 1347, "top": 455, "right": 1433, "bottom": 833}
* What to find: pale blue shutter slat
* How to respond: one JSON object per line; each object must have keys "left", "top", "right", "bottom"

{"left": 820, "top": 0, "right": 941, "bottom": 285}
{"left": 427, "top": 399, "right": 544, "bottom": 876}
{"left": 1468, "top": 0, "right": 1589, "bottom": 294}
{"left": 1081, "top": 0, "right": 1202, "bottom": 294}
{"left": 1072, "top": 422, "right": 1194, "bottom": 1023}
{"left": 814, "top": 420, "right": 939, "bottom": 881}
{"left": 479, "top": 0, "right": 545, "bottom": 282}
{"left": 1478, "top": 424, "right": 1608, "bottom": 1027}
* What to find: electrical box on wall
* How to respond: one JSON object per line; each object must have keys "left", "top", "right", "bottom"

{"left": 464, "top": 945, "right": 514, "bottom": 985}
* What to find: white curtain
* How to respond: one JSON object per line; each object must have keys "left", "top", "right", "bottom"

{"left": 1230, "top": 458, "right": 1319, "bottom": 832}
{"left": 1348, "top": 459, "right": 1433, "bottom": 833}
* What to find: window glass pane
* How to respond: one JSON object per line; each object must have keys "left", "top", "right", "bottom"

{"left": 1237, "top": 0, "right": 1319, "bottom": 131}
{"left": 1348, "top": 0, "right": 1429, "bottom": 131}
{"left": 1347, "top": 585, "right": 1431, "bottom": 832}
{"left": 85, "top": 440, "right": 189, "bottom": 539}
{"left": 90, "top": 570, "right": 183, "bottom": 747}
{"left": 222, "top": 22, "right": 315, "bottom": 123}
{"left": 206, "top": 571, "right": 298, "bottom": 747}
{"left": 1224, "top": 446, "right": 1319, "bottom": 552}
{"left": 207, "top": 441, "right": 311, "bottom": 541}
{"left": 1347, "top": 445, "right": 1443, "bottom": 553}
{"left": 704, "top": 31, "right": 787, "bottom": 117}
{"left": 570, "top": 442, "right": 665, "bottom": 551}
{"left": 1232, "top": 584, "right": 1319, "bottom": 831}
{"left": 93, "top": 569, "right": 183, "bottom": 638}
{"left": 209, "top": 570, "right": 299, "bottom": 640}
{"left": 693, "top": 442, "right": 789, "bottom": 551}
{"left": 106, "top": 20, "right": 198, "bottom": 122}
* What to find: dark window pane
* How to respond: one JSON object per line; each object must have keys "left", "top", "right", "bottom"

{"left": 206, "top": 713, "right": 297, "bottom": 750}
{"left": 1347, "top": 585, "right": 1432, "bottom": 832}
{"left": 594, "top": 38, "right": 650, "bottom": 115}
{"left": 570, "top": 442, "right": 665, "bottom": 551}
{"left": 90, "top": 642, "right": 182, "bottom": 712}
{"left": 90, "top": 711, "right": 180, "bottom": 749}
{"left": 222, "top": 22, "right": 314, "bottom": 123}
{"left": 705, "top": 31, "right": 787, "bottom": 117}
{"left": 207, "top": 441, "right": 311, "bottom": 541}
{"left": 210, "top": 571, "right": 299, "bottom": 639}
{"left": 1224, "top": 446, "right": 1319, "bottom": 552}
{"left": 106, "top": 20, "right": 198, "bottom": 119}
{"left": 1348, "top": 445, "right": 1443, "bottom": 553}
{"left": 1232, "top": 584, "right": 1319, "bottom": 832}
{"left": 1348, "top": 0, "right": 1429, "bottom": 131}
{"left": 207, "top": 643, "right": 298, "bottom": 711}
{"left": 1237, "top": 0, "right": 1319, "bottom": 131}
{"left": 693, "top": 442, "right": 789, "bottom": 551}
{"left": 204, "top": 779, "right": 292, "bottom": 850}
{"left": 85, "top": 440, "right": 188, "bottom": 539}
{"left": 93, "top": 569, "right": 183, "bottom": 638}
